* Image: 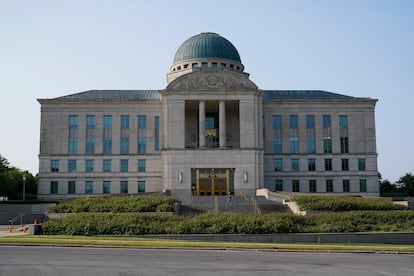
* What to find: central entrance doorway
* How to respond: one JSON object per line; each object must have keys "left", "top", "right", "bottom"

{"left": 191, "top": 168, "right": 234, "bottom": 196}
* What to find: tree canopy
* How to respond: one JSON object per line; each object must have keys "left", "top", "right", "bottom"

{"left": 0, "top": 154, "right": 37, "bottom": 200}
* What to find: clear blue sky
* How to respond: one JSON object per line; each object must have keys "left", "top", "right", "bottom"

{"left": 1, "top": 0, "right": 413, "bottom": 183}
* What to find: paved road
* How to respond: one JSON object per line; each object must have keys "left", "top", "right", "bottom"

{"left": 0, "top": 246, "right": 413, "bottom": 275}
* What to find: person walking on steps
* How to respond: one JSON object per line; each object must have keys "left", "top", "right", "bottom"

{"left": 225, "top": 192, "right": 233, "bottom": 205}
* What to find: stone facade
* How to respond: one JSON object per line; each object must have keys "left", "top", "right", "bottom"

{"left": 37, "top": 33, "right": 379, "bottom": 199}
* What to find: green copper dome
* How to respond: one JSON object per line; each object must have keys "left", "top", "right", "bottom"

{"left": 173, "top": 32, "right": 242, "bottom": 64}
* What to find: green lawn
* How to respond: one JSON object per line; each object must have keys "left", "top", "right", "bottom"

{"left": 1, "top": 235, "right": 414, "bottom": 253}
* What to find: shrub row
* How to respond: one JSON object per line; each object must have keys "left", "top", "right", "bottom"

{"left": 41, "top": 211, "right": 414, "bottom": 235}
{"left": 291, "top": 195, "right": 407, "bottom": 211}
{"left": 49, "top": 195, "right": 179, "bottom": 213}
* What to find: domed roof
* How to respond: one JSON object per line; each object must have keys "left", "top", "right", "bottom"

{"left": 173, "top": 32, "right": 241, "bottom": 64}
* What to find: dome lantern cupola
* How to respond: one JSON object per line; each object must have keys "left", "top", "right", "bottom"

{"left": 167, "top": 32, "right": 247, "bottom": 84}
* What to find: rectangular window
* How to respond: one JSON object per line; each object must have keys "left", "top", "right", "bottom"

{"left": 308, "top": 159, "right": 316, "bottom": 171}
{"left": 339, "top": 115, "right": 348, "bottom": 128}
{"left": 103, "top": 181, "right": 111, "bottom": 194}
{"left": 274, "top": 180, "right": 283, "bottom": 191}
{"left": 291, "top": 159, "right": 299, "bottom": 171}
{"left": 309, "top": 180, "right": 317, "bottom": 193}
{"left": 50, "top": 181, "right": 58, "bottom": 194}
{"left": 86, "top": 160, "right": 94, "bottom": 173}
{"left": 120, "top": 181, "right": 128, "bottom": 194}
{"left": 68, "top": 181, "right": 76, "bottom": 194}
{"left": 51, "top": 160, "right": 59, "bottom": 172}
{"left": 306, "top": 137, "right": 315, "bottom": 154}
{"left": 154, "top": 116, "right": 160, "bottom": 151}
{"left": 103, "top": 159, "right": 111, "bottom": 172}
{"left": 340, "top": 137, "right": 349, "bottom": 154}
{"left": 341, "top": 159, "right": 349, "bottom": 171}
{"left": 272, "top": 137, "right": 282, "bottom": 154}
{"left": 292, "top": 180, "right": 300, "bottom": 192}
{"left": 339, "top": 115, "right": 349, "bottom": 153}
{"left": 343, "top": 180, "right": 350, "bottom": 192}
{"left": 138, "top": 115, "right": 147, "bottom": 129}
{"left": 323, "top": 115, "right": 332, "bottom": 153}
{"left": 138, "top": 181, "right": 146, "bottom": 193}
{"left": 138, "top": 115, "right": 147, "bottom": 154}
{"left": 326, "top": 179, "right": 333, "bottom": 192}
{"left": 85, "top": 115, "right": 95, "bottom": 155}
{"left": 138, "top": 137, "right": 147, "bottom": 154}
{"left": 325, "top": 159, "right": 332, "bottom": 171}
{"left": 138, "top": 159, "right": 146, "bottom": 172}
{"left": 306, "top": 115, "right": 315, "bottom": 128}
{"left": 201, "top": 62, "right": 208, "bottom": 68}
{"left": 120, "top": 115, "right": 129, "bottom": 154}
{"left": 274, "top": 159, "right": 283, "bottom": 172}
{"left": 360, "top": 179, "right": 367, "bottom": 192}
{"left": 103, "top": 115, "right": 112, "bottom": 155}
{"left": 120, "top": 159, "right": 128, "bottom": 172}
{"left": 289, "top": 115, "right": 299, "bottom": 154}
{"left": 323, "top": 115, "right": 331, "bottom": 129}
{"left": 85, "top": 181, "right": 93, "bottom": 194}
{"left": 306, "top": 115, "right": 315, "bottom": 153}
{"left": 68, "top": 160, "right": 76, "bottom": 172}
{"left": 272, "top": 115, "right": 282, "bottom": 154}
{"left": 68, "top": 115, "right": 78, "bottom": 154}
{"left": 211, "top": 62, "right": 217, "bottom": 68}
{"left": 358, "top": 159, "right": 366, "bottom": 171}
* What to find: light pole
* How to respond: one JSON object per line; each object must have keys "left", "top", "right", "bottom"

{"left": 22, "top": 175, "right": 26, "bottom": 201}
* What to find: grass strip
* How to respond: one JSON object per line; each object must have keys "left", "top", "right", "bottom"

{"left": 1, "top": 235, "right": 414, "bottom": 253}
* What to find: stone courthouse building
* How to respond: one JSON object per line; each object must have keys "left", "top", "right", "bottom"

{"left": 37, "top": 32, "right": 379, "bottom": 199}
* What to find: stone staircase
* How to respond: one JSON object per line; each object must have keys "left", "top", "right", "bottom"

{"left": 179, "top": 195, "right": 291, "bottom": 215}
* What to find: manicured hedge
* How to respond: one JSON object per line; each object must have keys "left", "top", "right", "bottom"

{"left": 49, "top": 195, "right": 179, "bottom": 213}
{"left": 41, "top": 211, "right": 414, "bottom": 235}
{"left": 291, "top": 195, "right": 407, "bottom": 211}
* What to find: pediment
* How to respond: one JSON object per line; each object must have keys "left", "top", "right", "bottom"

{"left": 167, "top": 70, "right": 258, "bottom": 91}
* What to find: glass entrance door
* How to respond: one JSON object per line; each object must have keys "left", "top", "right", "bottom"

{"left": 194, "top": 168, "right": 231, "bottom": 196}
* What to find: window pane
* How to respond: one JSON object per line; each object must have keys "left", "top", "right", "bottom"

{"left": 103, "top": 181, "right": 111, "bottom": 194}
{"left": 292, "top": 180, "right": 300, "bottom": 192}
{"left": 325, "top": 159, "right": 332, "bottom": 171}
{"left": 138, "top": 137, "right": 147, "bottom": 154}
{"left": 138, "top": 181, "right": 146, "bottom": 193}
{"left": 309, "top": 180, "right": 317, "bottom": 193}
{"left": 326, "top": 180, "right": 333, "bottom": 192}
{"left": 50, "top": 181, "right": 58, "bottom": 194}
{"left": 138, "top": 115, "right": 147, "bottom": 129}
{"left": 68, "top": 181, "right": 76, "bottom": 194}
{"left": 68, "top": 160, "right": 76, "bottom": 172}
{"left": 120, "top": 181, "right": 128, "bottom": 194}
{"left": 86, "top": 160, "right": 94, "bottom": 172}
{"left": 323, "top": 115, "right": 331, "bottom": 128}
{"left": 291, "top": 159, "right": 299, "bottom": 171}
{"left": 360, "top": 179, "right": 367, "bottom": 192}
{"left": 339, "top": 115, "right": 348, "bottom": 128}
{"left": 103, "top": 160, "right": 111, "bottom": 172}
{"left": 274, "top": 159, "right": 282, "bottom": 171}
{"left": 51, "top": 160, "right": 59, "bottom": 172}
{"left": 306, "top": 115, "right": 314, "bottom": 128}
{"left": 85, "top": 181, "right": 94, "bottom": 194}
{"left": 343, "top": 180, "right": 350, "bottom": 192}
{"left": 342, "top": 159, "right": 349, "bottom": 171}
{"left": 120, "top": 159, "right": 128, "bottom": 172}
{"left": 272, "top": 115, "right": 281, "bottom": 129}
{"left": 138, "top": 159, "right": 146, "bottom": 172}
{"left": 308, "top": 159, "right": 315, "bottom": 171}
{"left": 274, "top": 180, "right": 283, "bottom": 191}
{"left": 358, "top": 159, "right": 366, "bottom": 171}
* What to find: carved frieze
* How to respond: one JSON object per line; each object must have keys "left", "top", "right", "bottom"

{"left": 168, "top": 71, "right": 257, "bottom": 90}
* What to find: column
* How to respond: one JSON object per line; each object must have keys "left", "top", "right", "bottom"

{"left": 219, "top": 100, "right": 226, "bottom": 148}
{"left": 199, "top": 101, "right": 205, "bottom": 148}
